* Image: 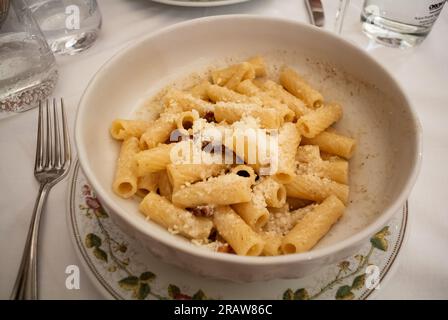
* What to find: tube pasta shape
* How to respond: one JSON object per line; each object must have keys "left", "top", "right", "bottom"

{"left": 296, "top": 103, "right": 343, "bottom": 138}
{"left": 158, "top": 170, "right": 173, "bottom": 201}
{"left": 282, "top": 195, "right": 345, "bottom": 254}
{"left": 214, "top": 102, "right": 282, "bottom": 129}
{"left": 225, "top": 62, "right": 254, "bottom": 90}
{"left": 247, "top": 56, "right": 267, "bottom": 77}
{"left": 135, "top": 144, "right": 174, "bottom": 176}
{"left": 280, "top": 67, "right": 324, "bottom": 109}
{"left": 257, "top": 177, "right": 287, "bottom": 208}
{"left": 260, "top": 231, "right": 283, "bottom": 256}
{"left": 212, "top": 64, "right": 253, "bottom": 87}
{"left": 232, "top": 177, "right": 285, "bottom": 229}
{"left": 172, "top": 173, "right": 253, "bottom": 207}
{"left": 285, "top": 173, "right": 349, "bottom": 204}
{"left": 139, "top": 116, "right": 177, "bottom": 150}
{"left": 257, "top": 80, "right": 311, "bottom": 118}
{"left": 301, "top": 131, "right": 356, "bottom": 159}
{"left": 230, "top": 165, "right": 257, "bottom": 185}
{"left": 299, "top": 160, "right": 349, "bottom": 184}
{"left": 275, "top": 123, "right": 301, "bottom": 183}
{"left": 286, "top": 197, "right": 314, "bottom": 211}
{"left": 206, "top": 84, "right": 252, "bottom": 104}
{"left": 236, "top": 79, "right": 295, "bottom": 122}
{"left": 136, "top": 173, "right": 160, "bottom": 197}
{"left": 296, "top": 145, "right": 348, "bottom": 184}
{"left": 140, "top": 192, "right": 213, "bottom": 240}
{"left": 211, "top": 56, "right": 266, "bottom": 87}
{"left": 189, "top": 81, "right": 211, "bottom": 100}
{"left": 164, "top": 89, "right": 213, "bottom": 116}
{"left": 232, "top": 201, "right": 270, "bottom": 230}
{"left": 176, "top": 110, "right": 199, "bottom": 135}
{"left": 213, "top": 206, "right": 265, "bottom": 256}
{"left": 112, "top": 137, "right": 140, "bottom": 198}
{"left": 166, "top": 163, "right": 226, "bottom": 191}
{"left": 296, "top": 145, "right": 321, "bottom": 163}
{"left": 110, "top": 120, "right": 151, "bottom": 140}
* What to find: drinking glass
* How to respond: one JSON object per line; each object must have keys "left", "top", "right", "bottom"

{"left": 361, "top": 0, "right": 446, "bottom": 48}
{"left": 27, "top": 0, "right": 102, "bottom": 55}
{"left": 0, "top": 0, "right": 58, "bottom": 119}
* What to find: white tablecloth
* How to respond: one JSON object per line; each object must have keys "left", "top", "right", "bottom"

{"left": 1, "top": 0, "right": 447, "bottom": 299}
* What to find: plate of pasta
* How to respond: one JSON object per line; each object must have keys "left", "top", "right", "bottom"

{"left": 110, "top": 56, "right": 354, "bottom": 257}
{"left": 75, "top": 15, "right": 421, "bottom": 281}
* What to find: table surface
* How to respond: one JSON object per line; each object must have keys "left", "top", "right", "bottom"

{"left": 1, "top": 0, "right": 447, "bottom": 300}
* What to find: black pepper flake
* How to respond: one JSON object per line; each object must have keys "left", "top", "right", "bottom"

{"left": 187, "top": 206, "right": 214, "bottom": 218}
{"left": 204, "top": 111, "right": 216, "bottom": 123}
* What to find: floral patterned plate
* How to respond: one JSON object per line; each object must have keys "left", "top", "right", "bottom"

{"left": 68, "top": 161, "right": 408, "bottom": 300}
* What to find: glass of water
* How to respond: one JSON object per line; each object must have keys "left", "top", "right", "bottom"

{"left": 361, "top": 0, "right": 446, "bottom": 48}
{"left": 0, "top": 0, "right": 58, "bottom": 119}
{"left": 27, "top": 0, "right": 102, "bottom": 55}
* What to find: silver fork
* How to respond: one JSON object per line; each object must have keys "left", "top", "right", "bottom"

{"left": 11, "top": 99, "right": 71, "bottom": 300}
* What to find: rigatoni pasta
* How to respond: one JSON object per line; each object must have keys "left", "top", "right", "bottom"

{"left": 260, "top": 231, "right": 283, "bottom": 256}
{"left": 280, "top": 67, "right": 324, "bottom": 109}
{"left": 172, "top": 173, "right": 254, "bottom": 208}
{"left": 157, "top": 171, "right": 174, "bottom": 201}
{"left": 176, "top": 110, "right": 200, "bottom": 135}
{"left": 285, "top": 173, "right": 349, "bottom": 204}
{"left": 135, "top": 144, "right": 174, "bottom": 176}
{"left": 213, "top": 206, "right": 265, "bottom": 256}
{"left": 167, "top": 163, "right": 226, "bottom": 191}
{"left": 256, "top": 177, "right": 287, "bottom": 208}
{"left": 139, "top": 115, "right": 176, "bottom": 150}
{"left": 257, "top": 79, "right": 310, "bottom": 118}
{"left": 112, "top": 137, "right": 140, "bottom": 198}
{"left": 140, "top": 192, "right": 213, "bottom": 240}
{"left": 296, "top": 103, "right": 342, "bottom": 138}
{"left": 164, "top": 89, "right": 213, "bottom": 116}
{"left": 110, "top": 120, "right": 152, "bottom": 141}
{"left": 301, "top": 130, "right": 356, "bottom": 159}
{"left": 275, "top": 123, "right": 301, "bottom": 183}
{"left": 236, "top": 79, "right": 295, "bottom": 122}
{"left": 136, "top": 173, "right": 160, "bottom": 197}
{"left": 282, "top": 195, "right": 345, "bottom": 254}
{"left": 110, "top": 57, "right": 357, "bottom": 256}
{"left": 214, "top": 102, "right": 282, "bottom": 129}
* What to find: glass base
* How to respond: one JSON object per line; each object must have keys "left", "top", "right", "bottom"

{"left": 0, "top": 69, "right": 58, "bottom": 120}
{"left": 361, "top": 14, "right": 429, "bottom": 49}
{"left": 49, "top": 30, "right": 99, "bottom": 55}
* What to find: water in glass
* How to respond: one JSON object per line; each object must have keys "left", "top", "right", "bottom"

{"left": 27, "top": 0, "right": 102, "bottom": 55}
{"left": 361, "top": 0, "right": 446, "bottom": 48}
{"left": 0, "top": 0, "right": 58, "bottom": 119}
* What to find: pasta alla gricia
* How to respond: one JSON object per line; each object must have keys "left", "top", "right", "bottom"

{"left": 109, "top": 57, "right": 356, "bottom": 256}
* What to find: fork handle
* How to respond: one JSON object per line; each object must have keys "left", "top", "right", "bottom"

{"left": 11, "top": 184, "right": 50, "bottom": 300}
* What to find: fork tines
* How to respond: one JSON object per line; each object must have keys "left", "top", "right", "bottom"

{"left": 35, "top": 99, "right": 71, "bottom": 180}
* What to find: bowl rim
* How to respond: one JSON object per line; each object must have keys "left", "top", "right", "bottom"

{"left": 75, "top": 14, "right": 422, "bottom": 266}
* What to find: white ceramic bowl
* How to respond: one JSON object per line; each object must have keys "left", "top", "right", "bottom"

{"left": 75, "top": 15, "right": 422, "bottom": 282}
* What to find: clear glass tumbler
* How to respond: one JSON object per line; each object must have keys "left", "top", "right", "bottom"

{"left": 0, "top": 0, "right": 58, "bottom": 119}
{"left": 361, "top": 0, "right": 447, "bottom": 48}
{"left": 27, "top": 0, "right": 102, "bottom": 55}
